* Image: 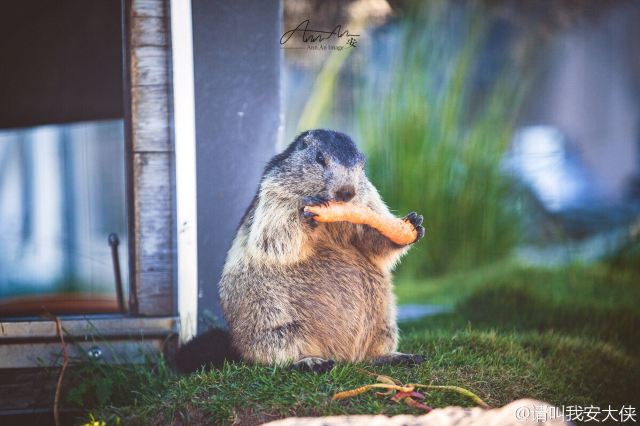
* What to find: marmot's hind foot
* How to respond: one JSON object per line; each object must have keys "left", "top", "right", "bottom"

{"left": 372, "top": 352, "right": 425, "bottom": 366}
{"left": 292, "top": 356, "right": 335, "bottom": 373}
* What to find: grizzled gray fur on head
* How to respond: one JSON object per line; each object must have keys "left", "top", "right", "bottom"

{"left": 263, "top": 129, "right": 367, "bottom": 201}
{"left": 265, "top": 129, "right": 365, "bottom": 172}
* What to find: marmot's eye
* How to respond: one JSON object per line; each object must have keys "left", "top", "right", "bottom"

{"left": 315, "top": 151, "right": 326, "bottom": 166}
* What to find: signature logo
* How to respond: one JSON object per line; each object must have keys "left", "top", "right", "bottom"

{"left": 280, "top": 19, "right": 359, "bottom": 50}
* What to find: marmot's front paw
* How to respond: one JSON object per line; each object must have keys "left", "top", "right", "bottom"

{"left": 300, "top": 196, "right": 330, "bottom": 228}
{"left": 403, "top": 212, "right": 425, "bottom": 243}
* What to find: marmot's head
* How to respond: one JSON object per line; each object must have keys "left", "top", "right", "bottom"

{"left": 264, "top": 129, "right": 367, "bottom": 201}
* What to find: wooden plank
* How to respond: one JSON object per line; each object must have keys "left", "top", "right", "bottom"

{"left": 0, "top": 368, "right": 57, "bottom": 410}
{"left": 131, "top": 0, "right": 165, "bottom": 18}
{"left": 132, "top": 16, "right": 168, "bottom": 47}
{"left": 131, "top": 84, "right": 170, "bottom": 152}
{"left": 0, "top": 316, "right": 178, "bottom": 409}
{"left": 128, "top": 0, "right": 175, "bottom": 317}
{"left": 131, "top": 46, "right": 169, "bottom": 87}
{"left": 133, "top": 152, "right": 175, "bottom": 316}
{"left": 0, "top": 339, "right": 164, "bottom": 369}
{"left": 132, "top": 107, "right": 171, "bottom": 152}
{"left": 0, "top": 317, "right": 177, "bottom": 341}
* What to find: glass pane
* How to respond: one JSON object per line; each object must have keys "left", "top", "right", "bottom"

{"left": 0, "top": 120, "right": 128, "bottom": 316}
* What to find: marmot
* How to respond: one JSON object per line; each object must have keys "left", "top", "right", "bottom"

{"left": 174, "top": 129, "right": 424, "bottom": 373}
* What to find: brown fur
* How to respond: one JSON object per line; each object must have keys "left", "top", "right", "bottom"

{"left": 218, "top": 130, "right": 421, "bottom": 366}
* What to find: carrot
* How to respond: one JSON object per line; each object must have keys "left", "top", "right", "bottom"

{"left": 332, "top": 384, "right": 415, "bottom": 400}
{"left": 331, "top": 369, "right": 490, "bottom": 411}
{"left": 402, "top": 396, "right": 433, "bottom": 412}
{"left": 303, "top": 202, "right": 418, "bottom": 245}
{"left": 410, "top": 384, "right": 491, "bottom": 409}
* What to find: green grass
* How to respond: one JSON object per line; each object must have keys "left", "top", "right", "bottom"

{"left": 399, "top": 261, "right": 640, "bottom": 353}
{"left": 72, "top": 261, "right": 640, "bottom": 425}
{"left": 396, "top": 259, "right": 639, "bottom": 309}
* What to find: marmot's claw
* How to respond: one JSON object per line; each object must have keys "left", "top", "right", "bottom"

{"left": 292, "top": 357, "right": 335, "bottom": 373}
{"left": 300, "top": 203, "right": 319, "bottom": 228}
{"left": 302, "top": 195, "right": 330, "bottom": 208}
{"left": 301, "top": 196, "right": 330, "bottom": 228}
{"left": 301, "top": 210, "right": 319, "bottom": 228}
{"left": 403, "top": 212, "right": 425, "bottom": 243}
{"left": 372, "top": 352, "right": 425, "bottom": 366}
{"left": 406, "top": 354, "right": 425, "bottom": 364}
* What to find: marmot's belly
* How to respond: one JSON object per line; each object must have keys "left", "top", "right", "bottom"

{"left": 286, "top": 250, "right": 391, "bottom": 360}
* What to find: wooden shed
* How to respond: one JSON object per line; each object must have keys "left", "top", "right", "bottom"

{"left": 0, "top": 0, "right": 281, "bottom": 415}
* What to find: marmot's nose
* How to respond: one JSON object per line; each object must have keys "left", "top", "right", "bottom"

{"left": 334, "top": 186, "right": 356, "bottom": 202}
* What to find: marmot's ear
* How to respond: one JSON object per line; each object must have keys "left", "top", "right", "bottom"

{"left": 298, "top": 139, "right": 308, "bottom": 150}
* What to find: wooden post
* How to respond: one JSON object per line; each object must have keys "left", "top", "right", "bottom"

{"left": 129, "top": 0, "right": 175, "bottom": 316}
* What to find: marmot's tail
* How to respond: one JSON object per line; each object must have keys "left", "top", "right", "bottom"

{"left": 172, "top": 328, "right": 241, "bottom": 374}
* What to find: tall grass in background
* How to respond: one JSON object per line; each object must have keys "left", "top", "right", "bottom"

{"left": 358, "top": 4, "right": 526, "bottom": 276}
{"left": 298, "top": 1, "right": 527, "bottom": 276}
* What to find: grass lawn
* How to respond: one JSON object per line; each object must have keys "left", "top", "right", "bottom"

{"left": 74, "top": 260, "right": 640, "bottom": 425}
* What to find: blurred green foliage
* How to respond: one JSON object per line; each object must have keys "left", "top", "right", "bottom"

{"left": 300, "top": 1, "right": 527, "bottom": 276}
